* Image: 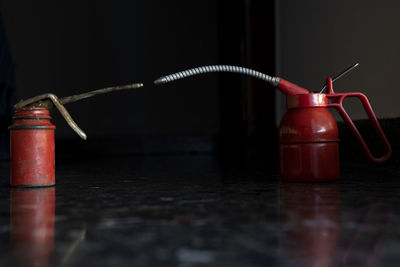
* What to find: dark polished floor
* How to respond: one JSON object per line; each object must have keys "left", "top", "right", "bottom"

{"left": 0, "top": 151, "right": 399, "bottom": 267}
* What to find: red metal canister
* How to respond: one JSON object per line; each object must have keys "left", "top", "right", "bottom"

{"left": 279, "top": 94, "right": 340, "bottom": 182}
{"left": 278, "top": 77, "right": 392, "bottom": 182}
{"left": 9, "top": 108, "right": 56, "bottom": 187}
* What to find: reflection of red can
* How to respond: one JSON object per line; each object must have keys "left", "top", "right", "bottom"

{"left": 280, "top": 183, "right": 340, "bottom": 267}
{"left": 9, "top": 108, "right": 56, "bottom": 187}
{"left": 10, "top": 187, "right": 55, "bottom": 267}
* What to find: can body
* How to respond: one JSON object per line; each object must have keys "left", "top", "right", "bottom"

{"left": 279, "top": 107, "right": 340, "bottom": 182}
{"left": 9, "top": 108, "right": 56, "bottom": 187}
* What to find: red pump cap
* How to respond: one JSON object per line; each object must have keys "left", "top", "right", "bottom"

{"left": 9, "top": 108, "right": 55, "bottom": 130}
{"left": 12, "top": 107, "right": 52, "bottom": 120}
{"left": 287, "top": 93, "right": 328, "bottom": 109}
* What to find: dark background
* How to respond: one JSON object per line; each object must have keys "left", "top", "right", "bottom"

{"left": 0, "top": 0, "right": 399, "bottom": 158}
{"left": 1, "top": 3, "right": 400, "bottom": 266}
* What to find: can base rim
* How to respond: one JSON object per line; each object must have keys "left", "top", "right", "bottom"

{"left": 10, "top": 184, "right": 55, "bottom": 188}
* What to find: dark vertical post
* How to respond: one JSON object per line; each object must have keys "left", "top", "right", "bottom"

{"left": 246, "top": 1, "right": 277, "bottom": 149}
{"left": 217, "top": 0, "right": 247, "bottom": 156}
{"left": 217, "top": 0, "right": 276, "bottom": 160}
{"left": 0, "top": 12, "right": 17, "bottom": 160}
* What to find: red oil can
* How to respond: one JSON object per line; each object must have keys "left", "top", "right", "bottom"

{"left": 154, "top": 64, "right": 392, "bottom": 182}
{"left": 8, "top": 83, "right": 142, "bottom": 187}
{"left": 9, "top": 108, "right": 55, "bottom": 187}
{"left": 278, "top": 77, "right": 391, "bottom": 181}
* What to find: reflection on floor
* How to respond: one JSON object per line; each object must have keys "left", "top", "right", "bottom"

{"left": 0, "top": 154, "right": 398, "bottom": 267}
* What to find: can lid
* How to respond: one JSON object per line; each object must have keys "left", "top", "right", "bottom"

{"left": 13, "top": 107, "right": 52, "bottom": 120}
{"left": 10, "top": 107, "right": 56, "bottom": 130}
{"left": 287, "top": 93, "right": 328, "bottom": 109}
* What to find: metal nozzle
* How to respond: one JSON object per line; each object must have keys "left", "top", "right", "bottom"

{"left": 14, "top": 83, "right": 143, "bottom": 140}
{"left": 154, "top": 78, "right": 167, "bottom": 85}
{"left": 60, "top": 83, "right": 143, "bottom": 105}
{"left": 320, "top": 63, "right": 359, "bottom": 93}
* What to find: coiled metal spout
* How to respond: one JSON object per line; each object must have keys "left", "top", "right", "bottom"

{"left": 154, "top": 65, "right": 280, "bottom": 86}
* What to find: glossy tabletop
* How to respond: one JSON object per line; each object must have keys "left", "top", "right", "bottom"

{"left": 0, "top": 154, "right": 399, "bottom": 267}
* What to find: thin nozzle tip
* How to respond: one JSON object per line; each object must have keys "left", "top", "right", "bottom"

{"left": 131, "top": 83, "right": 144, "bottom": 88}
{"left": 154, "top": 77, "right": 166, "bottom": 84}
{"left": 78, "top": 132, "right": 87, "bottom": 140}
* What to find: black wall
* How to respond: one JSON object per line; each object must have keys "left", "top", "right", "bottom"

{"left": 276, "top": 0, "right": 400, "bottom": 122}
{"left": 0, "top": 0, "right": 277, "bottom": 156}
{"left": 1, "top": 0, "right": 221, "bottom": 138}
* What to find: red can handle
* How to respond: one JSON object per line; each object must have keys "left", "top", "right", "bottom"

{"left": 326, "top": 92, "right": 391, "bottom": 163}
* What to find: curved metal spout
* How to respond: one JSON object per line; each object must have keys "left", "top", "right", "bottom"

{"left": 15, "top": 93, "right": 87, "bottom": 140}
{"left": 14, "top": 83, "right": 143, "bottom": 140}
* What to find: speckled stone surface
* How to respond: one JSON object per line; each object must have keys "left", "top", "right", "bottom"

{"left": 0, "top": 153, "right": 399, "bottom": 267}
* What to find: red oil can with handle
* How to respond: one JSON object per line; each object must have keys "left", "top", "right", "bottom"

{"left": 154, "top": 64, "right": 392, "bottom": 182}
{"left": 279, "top": 77, "right": 391, "bottom": 181}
